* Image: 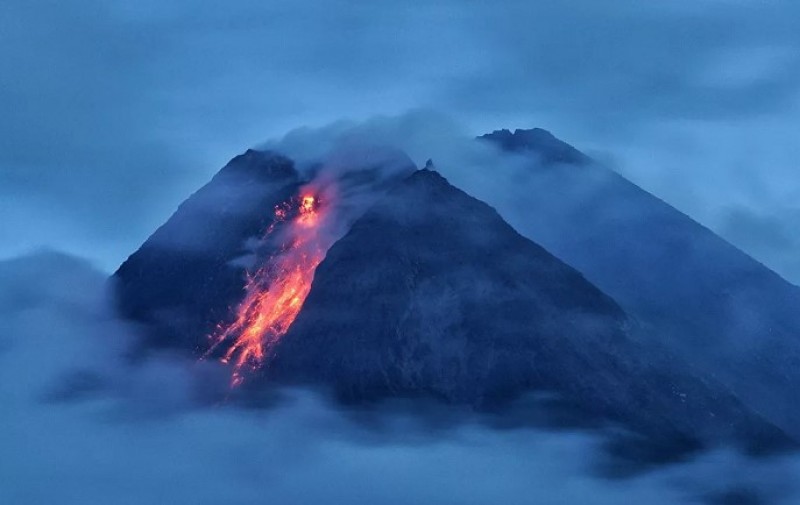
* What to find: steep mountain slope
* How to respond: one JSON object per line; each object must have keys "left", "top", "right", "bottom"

{"left": 474, "top": 128, "right": 800, "bottom": 436}
{"left": 114, "top": 149, "right": 303, "bottom": 351}
{"left": 266, "top": 168, "right": 788, "bottom": 452}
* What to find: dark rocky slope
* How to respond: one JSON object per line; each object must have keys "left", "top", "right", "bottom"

{"left": 114, "top": 149, "right": 302, "bottom": 352}
{"left": 476, "top": 128, "right": 800, "bottom": 437}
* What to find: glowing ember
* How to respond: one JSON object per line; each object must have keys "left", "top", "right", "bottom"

{"left": 204, "top": 190, "right": 329, "bottom": 387}
{"left": 301, "top": 195, "right": 315, "bottom": 212}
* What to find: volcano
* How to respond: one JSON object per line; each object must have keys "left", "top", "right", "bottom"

{"left": 114, "top": 144, "right": 793, "bottom": 458}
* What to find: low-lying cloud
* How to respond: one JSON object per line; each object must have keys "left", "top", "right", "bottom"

{"left": 2, "top": 250, "right": 799, "bottom": 504}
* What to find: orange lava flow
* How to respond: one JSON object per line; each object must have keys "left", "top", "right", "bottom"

{"left": 205, "top": 191, "right": 327, "bottom": 387}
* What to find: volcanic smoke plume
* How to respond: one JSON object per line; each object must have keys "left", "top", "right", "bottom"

{"left": 204, "top": 185, "right": 333, "bottom": 387}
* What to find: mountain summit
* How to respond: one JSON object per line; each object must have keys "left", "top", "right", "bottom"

{"left": 479, "top": 128, "right": 590, "bottom": 165}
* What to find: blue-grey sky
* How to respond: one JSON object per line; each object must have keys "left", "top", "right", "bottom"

{"left": 1, "top": 0, "right": 799, "bottom": 281}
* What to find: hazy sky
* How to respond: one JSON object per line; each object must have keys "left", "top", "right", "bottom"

{"left": 2, "top": 0, "right": 799, "bottom": 281}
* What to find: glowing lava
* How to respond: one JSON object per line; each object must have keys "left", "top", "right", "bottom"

{"left": 205, "top": 190, "right": 328, "bottom": 387}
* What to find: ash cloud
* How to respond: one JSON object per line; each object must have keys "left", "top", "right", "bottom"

{"left": 2, "top": 251, "right": 800, "bottom": 505}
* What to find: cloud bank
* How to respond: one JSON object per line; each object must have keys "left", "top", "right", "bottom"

{"left": 2, "top": 252, "right": 800, "bottom": 503}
